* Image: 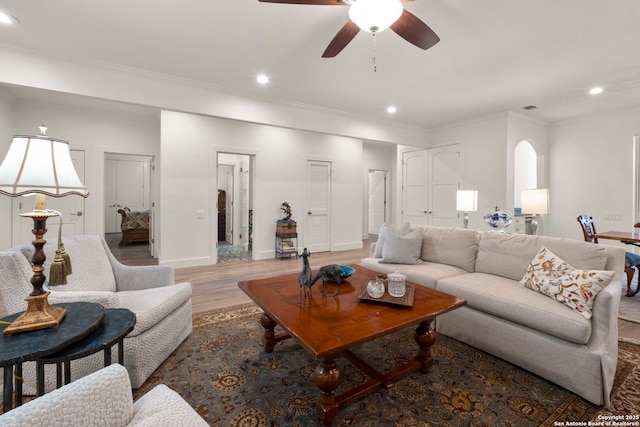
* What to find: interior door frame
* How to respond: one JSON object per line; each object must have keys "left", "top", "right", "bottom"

{"left": 367, "top": 169, "right": 388, "bottom": 236}
{"left": 211, "top": 147, "right": 257, "bottom": 263}
{"left": 101, "top": 151, "right": 155, "bottom": 257}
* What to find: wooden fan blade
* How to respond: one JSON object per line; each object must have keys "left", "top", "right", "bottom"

{"left": 258, "top": 0, "right": 345, "bottom": 5}
{"left": 322, "top": 20, "right": 360, "bottom": 58}
{"left": 390, "top": 9, "right": 440, "bottom": 50}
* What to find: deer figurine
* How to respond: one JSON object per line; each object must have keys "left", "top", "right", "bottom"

{"left": 298, "top": 248, "right": 313, "bottom": 306}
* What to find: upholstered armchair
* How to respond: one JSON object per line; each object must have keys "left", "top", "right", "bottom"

{"left": 0, "top": 363, "right": 208, "bottom": 426}
{"left": 0, "top": 235, "right": 193, "bottom": 393}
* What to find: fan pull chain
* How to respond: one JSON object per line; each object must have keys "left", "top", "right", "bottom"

{"left": 372, "top": 31, "right": 377, "bottom": 73}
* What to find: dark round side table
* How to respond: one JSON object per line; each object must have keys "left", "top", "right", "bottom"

{"left": 0, "top": 302, "right": 104, "bottom": 412}
{"left": 36, "top": 308, "right": 136, "bottom": 395}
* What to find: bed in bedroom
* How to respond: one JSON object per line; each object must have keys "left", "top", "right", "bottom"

{"left": 117, "top": 207, "right": 150, "bottom": 246}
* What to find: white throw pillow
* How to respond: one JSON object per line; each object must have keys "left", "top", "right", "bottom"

{"left": 380, "top": 229, "right": 424, "bottom": 265}
{"left": 520, "top": 246, "right": 614, "bottom": 319}
{"left": 373, "top": 222, "right": 411, "bottom": 258}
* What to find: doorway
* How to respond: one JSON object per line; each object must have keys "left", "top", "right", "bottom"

{"left": 217, "top": 153, "right": 253, "bottom": 262}
{"left": 368, "top": 170, "right": 388, "bottom": 236}
{"left": 104, "top": 153, "right": 153, "bottom": 255}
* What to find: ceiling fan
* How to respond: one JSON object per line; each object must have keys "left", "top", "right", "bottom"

{"left": 258, "top": 0, "right": 440, "bottom": 58}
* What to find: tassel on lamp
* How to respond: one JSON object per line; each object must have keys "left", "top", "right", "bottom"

{"left": 48, "top": 212, "right": 69, "bottom": 286}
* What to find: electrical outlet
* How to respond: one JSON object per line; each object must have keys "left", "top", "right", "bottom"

{"left": 196, "top": 210, "right": 205, "bottom": 219}
{"left": 605, "top": 212, "right": 623, "bottom": 221}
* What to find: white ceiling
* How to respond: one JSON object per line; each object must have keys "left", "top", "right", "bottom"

{"left": 1, "top": 0, "right": 640, "bottom": 130}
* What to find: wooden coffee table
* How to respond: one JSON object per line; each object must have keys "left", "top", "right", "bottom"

{"left": 238, "top": 265, "right": 466, "bottom": 426}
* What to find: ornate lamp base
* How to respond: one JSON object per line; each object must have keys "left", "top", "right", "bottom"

{"left": 3, "top": 292, "right": 66, "bottom": 336}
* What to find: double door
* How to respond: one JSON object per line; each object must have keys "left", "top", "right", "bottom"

{"left": 402, "top": 145, "right": 461, "bottom": 227}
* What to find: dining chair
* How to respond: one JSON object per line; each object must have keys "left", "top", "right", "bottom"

{"left": 577, "top": 215, "right": 640, "bottom": 297}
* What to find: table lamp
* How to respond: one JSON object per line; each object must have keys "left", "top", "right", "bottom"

{"left": 456, "top": 190, "right": 478, "bottom": 229}
{"left": 520, "top": 188, "right": 549, "bottom": 235}
{"left": 0, "top": 125, "right": 89, "bottom": 335}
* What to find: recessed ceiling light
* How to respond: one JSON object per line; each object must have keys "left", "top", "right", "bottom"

{"left": 589, "top": 86, "right": 603, "bottom": 95}
{"left": 256, "top": 74, "right": 269, "bottom": 85}
{"left": 386, "top": 105, "right": 397, "bottom": 114}
{"left": 0, "top": 11, "right": 19, "bottom": 25}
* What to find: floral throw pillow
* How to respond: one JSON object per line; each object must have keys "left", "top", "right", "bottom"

{"left": 519, "top": 246, "right": 614, "bottom": 319}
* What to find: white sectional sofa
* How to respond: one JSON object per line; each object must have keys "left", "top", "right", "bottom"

{"left": 360, "top": 224, "right": 625, "bottom": 407}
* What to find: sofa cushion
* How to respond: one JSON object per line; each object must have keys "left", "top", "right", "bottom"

{"left": 380, "top": 229, "right": 423, "bottom": 264}
{"left": 360, "top": 258, "right": 467, "bottom": 289}
{"left": 520, "top": 246, "right": 614, "bottom": 319}
{"left": 475, "top": 232, "right": 608, "bottom": 281}
{"left": 420, "top": 226, "right": 479, "bottom": 272}
{"left": 373, "top": 222, "right": 411, "bottom": 258}
{"left": 437, "top": 272, "right": 592, "bottom": 344}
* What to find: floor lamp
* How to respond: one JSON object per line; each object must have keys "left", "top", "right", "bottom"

{"left": 521, "top": 188, "right": 549, "bottom": 235}
{"left": 456, "top": 190, "right": 478, "bottom": 229}
{"left": 0, "top": 126, "right": 89, "bottom": 335}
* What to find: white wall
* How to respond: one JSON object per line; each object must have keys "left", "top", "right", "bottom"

{"left": 549, "top": 107, "right": 640, "bottom": 241}
{"left": 160, "top": 111, "right": 364, "bottom": 267}
{"left": 0, "top": 88, "right": 14, "bottom": 249}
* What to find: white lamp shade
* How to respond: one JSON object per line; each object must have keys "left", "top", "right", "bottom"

{"left": 520, "top": 188, "right": 548, "bottom": 215}
{"left": 456, "top": 190, "right": 478, "bottom": 212}
{"left": 349, "top": 0, "right": 403, "bottom": 33}
{"left": 0, "top": 135, "right": 89, "bottom": 197}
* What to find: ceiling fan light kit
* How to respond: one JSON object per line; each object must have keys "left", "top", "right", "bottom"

{"left": 259, "top": 0, "right": 440, "bottom": 58}
{"left": 348, "top": 0, "right": 403, "bottom": 33}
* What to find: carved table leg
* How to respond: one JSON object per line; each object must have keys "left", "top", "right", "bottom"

{"left": 414, "top": 320, "right": 436, "bottom": 373}
{"left": 315, "top": 357, "right": 340, "bottom": 426}
{"left": 259, "top": 313, "right": 277, "bottom": 353}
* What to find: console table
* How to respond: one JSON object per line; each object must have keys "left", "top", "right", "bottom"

{"left": 0, "top": 302, "right": 104, "bottom": 412}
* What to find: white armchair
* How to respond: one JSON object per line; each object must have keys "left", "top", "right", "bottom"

{"left": 0, "top": 363, "right": 208, "bottom": 426}
{"left": 0, "top": 235, "right": 193, "bottom": 393}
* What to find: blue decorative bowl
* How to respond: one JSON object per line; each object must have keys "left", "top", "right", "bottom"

{"left": 483, "top": 206, "right": 512, "bottom": 230}
{"left": 340, "top": 266, "right": 355, "bottom": 279}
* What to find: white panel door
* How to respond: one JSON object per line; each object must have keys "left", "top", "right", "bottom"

{"left": 430, "top": 145, "right": 460, "bottom": 227}
{"left": 12, "top": 150, "right": 86, "bottom": 245}
{"left": 306, "top": 160, "right": 331, "bottom": 253}
{"left": 116, "top": 160, "right": 145, "bottom": 211}
{"left": 402, "top": 150, "right": 429, "bottom": 225}
{"left": 105, "top": 158, "right": 146, "bottom": 233}
{"left": 368, "top": 170, "right": 386, "bottom": 235}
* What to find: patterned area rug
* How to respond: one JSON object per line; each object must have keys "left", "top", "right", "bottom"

{"left": 134, "top": 303, "right": 640, "bottom": 426}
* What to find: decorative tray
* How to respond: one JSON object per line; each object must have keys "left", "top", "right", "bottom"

{"left": 358, "top": 282, "right": 415, "bottom": 307}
